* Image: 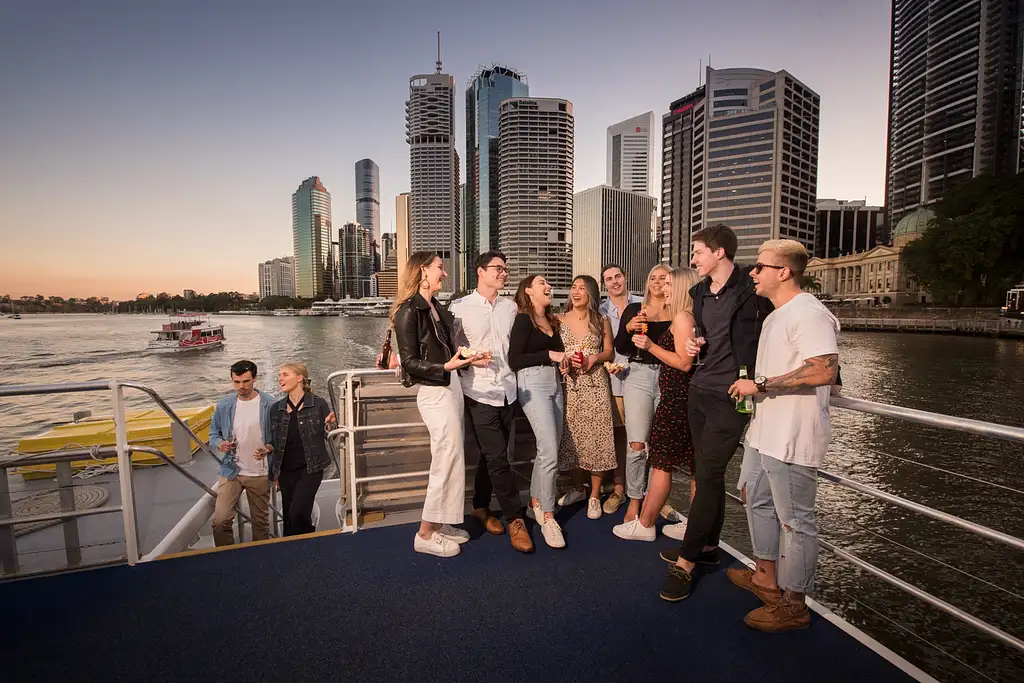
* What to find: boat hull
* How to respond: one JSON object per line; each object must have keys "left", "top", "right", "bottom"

{"left": 146, "top": 339, "right": 225, "bottom": 353}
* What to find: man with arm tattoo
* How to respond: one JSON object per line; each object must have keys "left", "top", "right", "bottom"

{"left": 725, "top": 239, "right": 840, "bottom": 632}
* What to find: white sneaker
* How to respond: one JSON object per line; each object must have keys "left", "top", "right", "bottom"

{"left": 526, "top": 503, "right": 542, "bottom": 521}
{"left": 414, "top": 531, "right": 460, "bottom": 557}
{"left": 612, "top": 517, "right": 656, "bottom": 542}
{"left": 587, "top": 497, "right": 602, "bottom": 519}
{"left": 558, "top": 489, "right": 587, "bottom": 507}
{"left": 540, "top": 517, "right": 566, "bottom": 549}
{"left": 438, "top": 524, "right": 470, "bottom": 544}
{"left": 660, "top": 504, "right": 682, "bottom": 523}
{"left": 662, "top": 520, "right": 688, "bottom": 540}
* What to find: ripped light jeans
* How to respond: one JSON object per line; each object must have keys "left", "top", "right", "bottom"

{"left": 622, "top": 362, "right": 660, "bottom": 500}
{"left": 743, "top": 445, "right": 819, "bottom": 594}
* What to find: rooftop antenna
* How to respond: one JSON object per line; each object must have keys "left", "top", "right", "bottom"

{"left": 699, "top": 58, "right": 702, "bottom": 86}
{"left": 435, "top": 31, "right": 442, "bottom": 74}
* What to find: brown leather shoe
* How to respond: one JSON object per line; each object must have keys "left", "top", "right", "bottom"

{"left": 508, "top": 518, "right": 534, "bottom": 553}
{"left": 743, "top": 601, "right": 811, "bottom": 632}
{"left": 727, "top": 567, "right": 783, "bottom": 604}
{"left": 471, "top": 508, "right": 505, "bottom": 535}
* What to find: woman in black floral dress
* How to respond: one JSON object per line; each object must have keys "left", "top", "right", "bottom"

{"left": 612, "top": 267, "right": 700, "bottom": 542}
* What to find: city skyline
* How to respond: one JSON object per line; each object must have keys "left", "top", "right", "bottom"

{"left": 0, "top": 1, "right": 894, "bottom": 299}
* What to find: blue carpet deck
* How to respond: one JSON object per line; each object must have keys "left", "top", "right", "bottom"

{"left": 1, "top": 507, "right": 915, "bottom": 683}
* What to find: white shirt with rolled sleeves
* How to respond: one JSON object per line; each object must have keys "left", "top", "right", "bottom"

{"left": 600, "top": 293, "right": 642, "bottom": 397}
{"left": 743, "top": 293, "right": 841, "bottom": 469}
{"left": 449, "top": 291, "right": 518, "bottom": 407}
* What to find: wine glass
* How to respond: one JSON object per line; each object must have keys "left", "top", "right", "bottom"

{"left": 629, "top": 310, "right": 648, "bottom": 362}
{"left": 692, "top": 325, "right": 706, "bottom": 366}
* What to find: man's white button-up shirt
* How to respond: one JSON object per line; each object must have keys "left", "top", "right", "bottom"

{"left": 449, "top": 290, "right": 519, "bottom": 407}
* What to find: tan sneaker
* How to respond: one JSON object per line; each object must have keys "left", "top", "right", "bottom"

{"left": 471, "top": 508, "right": 505, "bottom": 535}
{"left": 727, "top": 567, "right": 783, "bottom": 605}
{"left": 602, "top": 490, "right": 625, "bottom": 514}
{"left": 743, "top": 601, "right": 811, "bottom": 632}
{"left": 508, "top": 518, "right": 534, "bottom": 553}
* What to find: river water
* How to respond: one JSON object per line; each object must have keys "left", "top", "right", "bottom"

{"left": 1, "top": 314, "right": 1022, "bottom": 681}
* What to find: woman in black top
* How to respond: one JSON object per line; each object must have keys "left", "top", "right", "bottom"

{"left": 392, "top": 251, "right": 484, "bottom": 558}
{"left": 270, "top": 362, "right": 335, "bottom": 537}
{"left": 510, "top": 275, "right": 567, "bottom": 548}
{"left": 613, "top": 264, "right": 673, "bottom": 524}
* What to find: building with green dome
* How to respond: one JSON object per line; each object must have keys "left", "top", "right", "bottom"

{"left": 805, "top": 207, "right": 933, "bottom": 306}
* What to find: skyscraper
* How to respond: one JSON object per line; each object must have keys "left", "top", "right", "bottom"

{"left": 406, "top": 55, "right": 460, "bottom": 292}
{"left": 688, "top": 67, "right": 820, "bottom": 264}
{"left": 607, "top": 111, "right": 656, "bottom": 196}
{"left": 395, "top": 192, "right": 410, "bottom": 277}
{"left": 660, "top": 86, "right": 705, "bottom": 265}
{"left": 292, "top": 176, "right": 334, "bottom": 300}
{"left": 465, "top": 65, "right": 529, "bottom": 288}
{"left": 815, "top": 200, "right": 887, "bottom": 258}
{"left": 338, "top": 222, "right": 373, "bottom": 298}
{"left": 355, "top": 159, "right": 381, "bottom": 271}
{"left": 498, "top": 97, "right": 574, "bottom": 290}
{"left": 886, "top": 0, "right": 1024, "bottom": 227}
{"left": 258, "top": 256, "right": 295, "bottom": 299}
{"left": 380, "top": 231, "right": 396, "bottom": 266}
{"left": 573, "top": 185, "right": 658, "bottom": 293}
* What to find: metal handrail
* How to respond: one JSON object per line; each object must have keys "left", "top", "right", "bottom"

{"left": 830, "top": 395, "right": 1024, "bottom": 443}
{"left": 0, "top": 380, "right": 280, "bottom": 569}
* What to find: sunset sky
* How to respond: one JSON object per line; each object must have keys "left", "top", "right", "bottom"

{"left": 0, "top": 0, "right": 892, "bottom": 300}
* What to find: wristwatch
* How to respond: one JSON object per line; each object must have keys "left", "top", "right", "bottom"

{"left": 754, "top": 376, "right": 768, "bottom": 393}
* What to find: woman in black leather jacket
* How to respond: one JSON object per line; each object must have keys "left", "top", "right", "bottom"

{"left": 392, "top": 251, "right": 485, "bottom": 558}
{"left": 270, "top": 363, "right": 336, "bottom": 536}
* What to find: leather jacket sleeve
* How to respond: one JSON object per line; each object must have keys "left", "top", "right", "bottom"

{"left": 394, "top": 301, "right": 451, "bottom": 384}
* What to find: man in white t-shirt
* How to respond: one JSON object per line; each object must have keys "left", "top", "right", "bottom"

{"left": 727, "top": 239, "right": 840, "bottom": 633}
{"left": 209, "top": 360, "right": 277, "bottom": 546}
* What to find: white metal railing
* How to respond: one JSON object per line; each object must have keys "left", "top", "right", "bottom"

{"left": 0, "top": 380, "right": 282, "bottom": 577}
{"left": 327, "top": 368, "right": 1024, "bottom": 656}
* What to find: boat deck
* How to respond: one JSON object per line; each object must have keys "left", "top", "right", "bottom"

{"left": 0, "top": 506, "right": 921, "bottom": 683}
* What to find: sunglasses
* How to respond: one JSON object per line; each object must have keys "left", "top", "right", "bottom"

{"left": 753, "top": 263, "right": 787, "bottom": 274}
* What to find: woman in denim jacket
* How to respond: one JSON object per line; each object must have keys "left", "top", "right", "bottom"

{"left": 269, "top": 363, "right": 336, "bottom": 536}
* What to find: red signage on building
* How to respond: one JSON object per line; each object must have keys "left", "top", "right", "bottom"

{"left": 672, "top": 103, "right": 695, "bottom": 115}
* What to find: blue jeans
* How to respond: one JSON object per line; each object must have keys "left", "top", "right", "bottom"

{"left": 743, "top": 445, "right": 819, "bottom": 594}
{"left": 517, "top": 366, "right": 564, "bottom": 513}
{"left": 622, "top": 362, "right": 660, "bottom": 500}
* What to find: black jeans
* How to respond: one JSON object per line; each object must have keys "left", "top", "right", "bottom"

{"left": 279, "top": 467, "right": 324, "bottom": 537}
{"left": 678, "top": 384, "right": 750, "bottom": 561}
{"left": 465, "top": 396, "right": 522, "bottom": 520}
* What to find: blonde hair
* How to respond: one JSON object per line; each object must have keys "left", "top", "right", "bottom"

{"left": 642, "top": 264, "right": 672, "bottom": 308}
{"left": 666, "top": 267, "right": 700, "bottom": 318}
{"left": 280, "top": 362, "right": 311, "bottom": 391}
{"left": 759, "top": 239, "right": 808, "bottom": 275}
{"left": 389, "top": 251, "right": 439, "bottom": 325}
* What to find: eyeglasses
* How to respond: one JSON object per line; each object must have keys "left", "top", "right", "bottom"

{"left": 485, "top": 265, "right": 509, "bottom": 274}
{"left": 753, "top": 263, "right": 786, "bottom": 274}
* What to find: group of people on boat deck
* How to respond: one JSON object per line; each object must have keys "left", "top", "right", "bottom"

{"left": 390, "top": 223, "right": 841, "bottom": 634}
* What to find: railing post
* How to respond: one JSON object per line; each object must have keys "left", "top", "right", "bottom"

{"left": 0, "top": 466, "right": 18, "bottom": 576}
{"left": 347, "top": 373, "right": 359, "bottom": 532}
{"left": 56, "top": 461, "right": 82, "bottom": 567}
{"left": 111, "top": 381, "right": 140, "bottom": 565}
{"left": 171, "top": 417, "right": 193, "bottom": 464}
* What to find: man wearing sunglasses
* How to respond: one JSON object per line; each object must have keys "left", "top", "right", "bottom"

{"left": 725, "top": 239, "right": 839, "bottom": 632}
{"left": 660, "top": 224, "right": 773, "bottom": 602}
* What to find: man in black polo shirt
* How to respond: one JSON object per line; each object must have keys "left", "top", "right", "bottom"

{"left": 660, "top": 224, "right": 773, "bottom": 602}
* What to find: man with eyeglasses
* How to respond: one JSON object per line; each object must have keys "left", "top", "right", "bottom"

{"left": 725, "top": 239, "right": 839, "bottom": 632}
{"left": 659, "top": 224, "right": 773, "bottom": 602}
{"left": 449, "top": 251, "right": 533, "bottom": 553}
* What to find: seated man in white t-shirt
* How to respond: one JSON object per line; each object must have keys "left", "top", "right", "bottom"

{"left": 726, "top": 239, "right": 840, "bottom": 633}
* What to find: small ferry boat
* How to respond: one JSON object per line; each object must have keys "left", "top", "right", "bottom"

{"left": 1001, "top": 283, "right": 1023, "bottom": 319}
{"left": 146, "top": 313, "right": 225, "bottom": 353}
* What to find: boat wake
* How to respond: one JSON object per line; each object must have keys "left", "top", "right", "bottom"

{"left": 0, "top": 349, "right": 146, "bottom": 371}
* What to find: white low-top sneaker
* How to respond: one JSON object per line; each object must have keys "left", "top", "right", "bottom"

{"left": 558, "top": 488, "right": 587, "bottom": 507}
{"left": 414, "top": 531, "right": 460, "bottom": 557}
{"left": 540, "top": 517, "right": 566, "bottom": 549}
{"left": 438, "top": 524, "right": 470, "bottom": 544}
{"left": 612, "top": 517, "right": 656, "bottom": 541}
{"left": 587, "top": 497, "right": 602, "bottom": 519}
{"left": 662, "top": 520, "right": 688, "bottom": 540}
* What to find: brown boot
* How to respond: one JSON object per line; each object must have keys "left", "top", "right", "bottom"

{"left": 508, "top": 518, "right": 534, "bottom": 553}
{"left": 471, "top": 508, "right": 505, "bottom": 535}
{"left": 727, "top": 567, "right": 782, "bottom": 604}
{"left": 743, "top": 601, "right": 811, "bottom": 633}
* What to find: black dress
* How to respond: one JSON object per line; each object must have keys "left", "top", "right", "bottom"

{"left": 647, "top": 329, "right": 695, "bottom": 475}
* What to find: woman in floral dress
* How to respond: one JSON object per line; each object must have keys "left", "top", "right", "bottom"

{"left": 557, "top": 275, "right": 616, "bottom": 520}
{"left": 613, "top": 267, "right": 700, "bottom": 542}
